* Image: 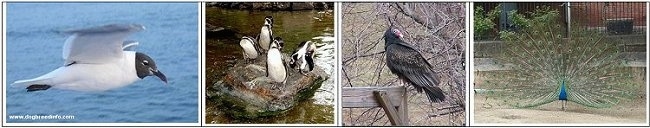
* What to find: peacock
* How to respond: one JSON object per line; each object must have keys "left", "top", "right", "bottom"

{"left": 481, "top": 7, "right": 639, "bottom": 109}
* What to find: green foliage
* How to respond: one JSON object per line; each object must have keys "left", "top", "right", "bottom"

{"left": 474, "top": 5, "right": 500, "bottom": 40}
{"left": 484, "top": 6, "right": 638, "bottom": 108}
{"left": 505, "top": 6, "right": 560, "bottom": 32}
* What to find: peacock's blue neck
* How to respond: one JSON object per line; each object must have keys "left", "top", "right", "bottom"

{"left": 559, "top": 80, "right": 567, "bottom": 100}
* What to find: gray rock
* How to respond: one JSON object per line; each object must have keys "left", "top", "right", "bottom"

{"left": 208, "top": 54, "right": 328, "bottom": 119}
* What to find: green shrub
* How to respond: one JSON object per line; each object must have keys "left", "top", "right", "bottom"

{"left": 473, "top": 5, "right": 500, "bottom": 40}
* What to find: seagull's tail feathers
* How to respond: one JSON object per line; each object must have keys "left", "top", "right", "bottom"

{"left": 11, "top": 68, "right": 63, "bottom": 87}
{"left": 12, "top": 77, "right": 52, "bottom": 87}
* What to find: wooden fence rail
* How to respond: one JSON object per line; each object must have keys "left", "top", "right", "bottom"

{"left": 342, "top": 86, "right": 409, "bottom": 126}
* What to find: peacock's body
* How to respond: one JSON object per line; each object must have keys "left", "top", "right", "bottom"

{"left": 481, "top": 8, "right": 638, "bottom": 109}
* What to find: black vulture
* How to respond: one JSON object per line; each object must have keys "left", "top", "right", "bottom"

{"left": 384, "top": 26, "right": 446, "bottom": 102}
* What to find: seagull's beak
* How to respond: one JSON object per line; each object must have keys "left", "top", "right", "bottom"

{"left": 152, "top": 69, "right": 167, "bottom": 84}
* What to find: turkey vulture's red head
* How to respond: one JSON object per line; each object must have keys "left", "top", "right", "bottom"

{"left": 384, "top": 26, "right": 404, "bottom": 40}
{"left": 384, "top": 26, "right": 405, "bottom": 47}
{"left": 391, "top": 28, "right": 403, "bottom": 38}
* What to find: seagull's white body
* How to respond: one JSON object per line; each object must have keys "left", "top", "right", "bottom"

{"left": 13, "top": 52, "right": 139, "bottom": 91}
{"left": 11, "top": 24, "right": 164, "bottom": 92}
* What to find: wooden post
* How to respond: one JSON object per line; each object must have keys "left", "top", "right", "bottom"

{"left": 398, "top": 86, "right": 409, "bottom": 125}
{"left": 342, "top": 86, "right": 409, "bottom": 126}
{"left": 374, "top": 91, "right": 403, "bottom": 125}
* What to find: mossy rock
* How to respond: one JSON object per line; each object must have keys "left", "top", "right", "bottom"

{"left": 208, "top": 54, "right": 327, "bottom": 119}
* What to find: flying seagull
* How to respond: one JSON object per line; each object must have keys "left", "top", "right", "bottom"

{"left": 12, "top": 24, "right": 167, "bottom": 92}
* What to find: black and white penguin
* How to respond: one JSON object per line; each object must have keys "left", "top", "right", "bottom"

{"left": 266, "top": 37, "right": 288, "bottom": 84}
{"left": 258, "top": 16, "right": 274, "bottom": 51}
{"left": 290, "top": 41, "right": 316, "bottom": 74}
{"left": 239, "top": 36, "right": 261, "bottom": 62}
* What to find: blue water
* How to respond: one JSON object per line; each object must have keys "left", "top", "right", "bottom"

{"left": 5, "top": 3, "right": 198, "bottom": 123}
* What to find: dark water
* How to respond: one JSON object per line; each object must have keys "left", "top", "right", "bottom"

{"left": 4, "top": 3, "right": 198, "bottom": 123}
{"left": 205, "top": 7, "right": 335, "bottom": 124}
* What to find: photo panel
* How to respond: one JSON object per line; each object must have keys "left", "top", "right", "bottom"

{"left": 0, "top": 1, "right": 647, "bottom": 127}
{"left": 340, "top": 2, "right": 466, "bottom": 126}
{"left": 471, "top": 2, "right": 648, "bottom": 126}
{"left": 3, "top": 2, "right": 200, "bottom": 125}
{"left": 203, "top": 2, "right": 337, "bottom": 125}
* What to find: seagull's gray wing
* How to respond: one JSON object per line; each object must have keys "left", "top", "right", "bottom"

{"left": 62, "top": 24, "right": 144, "bottom": 65}
{"left": 122, "top": 40, "right": 139, "bottom": 51}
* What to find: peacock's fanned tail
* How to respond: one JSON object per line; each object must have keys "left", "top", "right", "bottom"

{"left": 482, "top": 9, "right": 637, "bottom": 108}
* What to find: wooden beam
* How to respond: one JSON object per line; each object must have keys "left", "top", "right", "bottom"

{"left": 342, "top": 87, "right": 406, "bottom": 108}
{"left": 342, "top": 86, "right": 410, "bottom": 126}
{"left": 374, "top": 91, "right": 403, "bottom": 126}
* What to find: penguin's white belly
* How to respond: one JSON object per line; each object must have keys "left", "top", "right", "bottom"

{"left": 240, "top": 40, "right": 258, "bottom": 59}
{"left": 267, "top": 50, "right": 286, "bottom": 82}
{"left": 259, "top": 27, "right": 271, "bottom": 50}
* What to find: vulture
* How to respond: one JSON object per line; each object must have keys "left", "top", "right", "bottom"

{"left": 384, "top": 26, "right": 445, "bottom": 102}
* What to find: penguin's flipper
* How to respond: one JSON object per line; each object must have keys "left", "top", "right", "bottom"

{"left": 254, "top": 41, "right": 263, "bottom": 55}
{"left": 306, "top": 53, "right": 315, "bottom": 71}
{"left": 283, "top": 59, "right": 290, "bottom": 83}
{"left": 266, "top": 60, "right": 270, "bottom": 77}
{"left": 255, "top": 34, "right": 263, "bottom": 52}
{"left": 289, "top": 52, "right": 299, "bottom": 69}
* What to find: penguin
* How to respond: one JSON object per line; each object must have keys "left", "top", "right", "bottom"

{"left": 266, "top": 37, "right": 288, "bottom": 85}
{"left": 290, "top": 41, "right": 316, "bottom": 75}
{"left": 258, "top": 16, "right": 274, "bottom": 51}
{"left": 239, "top": 36, "right": 261, "bottom": 62}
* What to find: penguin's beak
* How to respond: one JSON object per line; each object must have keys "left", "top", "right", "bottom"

{"left": 151, "top": 69, "right": 167, "bottom": 84}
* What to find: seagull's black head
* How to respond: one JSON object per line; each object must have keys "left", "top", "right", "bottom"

{"left": 135, "top": 52, "right": 167, "bottom": 84}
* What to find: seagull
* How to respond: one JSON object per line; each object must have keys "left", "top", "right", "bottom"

{"left": 12, "top": 24, "right": 167, "bottom": 92}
